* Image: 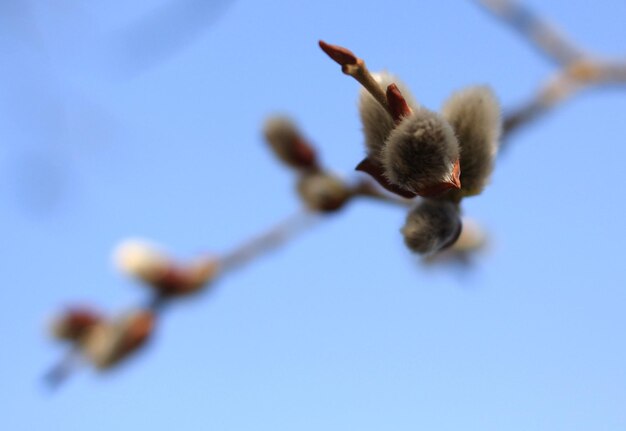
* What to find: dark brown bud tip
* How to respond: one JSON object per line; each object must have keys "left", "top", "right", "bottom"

{"left": 355, "top": 157, "right": 417, "bottom": 199}
{"left": 319, "top": 40, "right": 358, "bottom": 66}
{"left": 386, "top": 84, "right": 412, "bottom": 123}
{"left": 291, "top": 136, "right": 318, "bottom": 169}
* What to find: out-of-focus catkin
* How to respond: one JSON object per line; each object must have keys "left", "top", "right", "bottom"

{"left": 402, "top": 199, "right": 462, "bottom": 254}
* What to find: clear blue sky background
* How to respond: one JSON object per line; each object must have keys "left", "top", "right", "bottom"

{"left": 1, "top": 1, "right": 626, "bottom": 430}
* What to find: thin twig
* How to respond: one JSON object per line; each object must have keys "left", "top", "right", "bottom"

{"left": 319, "top": 40, "right": 392, "bottom": 116}
{"left": 218, "top": 209, "right": 320, "bottom": 273}
{"left": 474, "top": 0, "right": 584, "bottom": 65}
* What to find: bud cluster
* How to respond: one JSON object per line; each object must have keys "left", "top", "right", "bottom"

{"left": 47, "top": 241, "right": 220, "bottom": 384}
{"left": 263, "top": 116, "right": 352, "bottom": 212}
{"left": 320, "top": 41, "right": 502, "bottom": 255}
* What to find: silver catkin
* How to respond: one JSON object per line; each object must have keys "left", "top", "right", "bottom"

{"left": 402, "top": 199, "right": 462, "bottom": 254}
{"left": 441, "top": 86, "right": 501, "bottom": 196}
{"left": 381, "top": 109, "right": 459, "bottom": 193}
{"left": 359, "top": 72, "right": 418, "bottom": 159}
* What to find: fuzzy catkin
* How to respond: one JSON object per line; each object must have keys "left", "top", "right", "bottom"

{"left": 402, "top": 199, "right": 462, "bottom": 254}
{"left": 381, "top": 109, "right": 459, "bottom": 193}
{"left": 359, "top": 72, "right": 418, "bottom": 158}
{"left": 442, "top": 86, "right": 501, "bottom": 196}
{"left": 297, "top": 172, "right": 351, "bottom": 212}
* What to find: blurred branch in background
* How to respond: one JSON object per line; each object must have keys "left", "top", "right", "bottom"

{"left": 475, "top": 0, "right": 626, "bottom": 140}
{"left": 109, "top": 0, "right": 233, "bottom": 74}
{"left": 45, "top": 0, "right": 626, "bottom": 387}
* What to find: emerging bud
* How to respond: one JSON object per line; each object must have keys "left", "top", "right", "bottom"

{"left": 402, "top": 199, "right": 462, "bottom": 255}
{"left": 297, "top": 172, "right": 351, "bottom": 212}
{"left": 441, "top": 86, "right": 501, "bottom": 196}
{"left": 359, "top": 72, "right": 417, "bottom": 159}
{"left": 382, "top": 109, "right": 461, "bottom": 196}
{"left": 81, "top": 310, "right": 155, "bottom": 370}
{"left": 263, "top": 116, "right": 318, "bottom": 170}
{"left": 51, "top": 308, "right": 102, "bottom": 341}
{"left": 114, "top": 239, "right": 220, "bottom": 297}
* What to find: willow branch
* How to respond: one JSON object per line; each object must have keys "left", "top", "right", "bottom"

{"left": 474, "top": 0, "right": 584, "bottom": 65}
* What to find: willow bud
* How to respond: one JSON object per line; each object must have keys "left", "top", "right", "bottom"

{"left": 297, "top": 172, "right": 351, "bottom": 212}
{"left": 382, "top": 109, "right": 460, "bottom": 195}
{"left": 81, "top": 310, "right": 155, "bottom": 370}
{"left": 402, "top": 200, "right": 462, "bottom": 254}
{"left": 263, "top": 116, "right": 318, "bottom": 170}
{"left": 442, "top": 86, "right": 501, "bottom": 196}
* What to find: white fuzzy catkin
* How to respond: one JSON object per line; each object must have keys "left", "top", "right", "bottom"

{"left": 442, "top": 86, "right": 501, "bottom": 196}
{"left": 402, "top": 199, "right": 462, "bottom": 254}
{"left": 381, "top": 109, "right": 460, "bottom": 193}
{"left": 359, "top": 72, "right": 418, "bottom": 158}
{"left": 113, "top": 239, "right": 170, "bottom": 284}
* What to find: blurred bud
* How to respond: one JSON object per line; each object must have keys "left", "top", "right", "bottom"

{"left": 114, "top": 239, "right": 220, "bottom": 297}
{"left": 452, "top": 218, "right": 488, "bottom": 253}
{"left": 297, "top": 172, "right": 351, "bottom": 212}
{"left": 359, "top": 72, "right": 418, "bottom": 158}
{"left": 442, "top": 86, "right": 501, "bottom": 196}
{"left": 382, "top": 109, "right": 461, "bottom": 196}
{"left": 153, "top": 257, "right": 220, "bottom": 297}
{"left": 263, "top": 116, "right": 318, "bottom": 170}
{"left": 81, "top": 310, "right": 155, "bottom": 370}
{"left": 51, "top": 308, "right": 102, "bottom": 341}
{"left": 402, "top": 199, "right": 462, "bottom": 254}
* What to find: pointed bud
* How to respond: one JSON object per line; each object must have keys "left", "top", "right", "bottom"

{"left": 441, "top": 86, "right": 501, "bottom": 196}
{"left": 318, "top": 40, "right": 358, "bottom": 67}
{"left": 297, "top": 172, "right": 351, "bottom": 212}
{"left": 382, "top": 109, "right": 461, "bottom": 196}
{"left": 263, "top": 116, "right": 318, "bottom": 170}
{"left": 402, "top": 200, "right": 462, "bottom": 254}
{"left": 386, "top": 83, "right": 412, "bottom": 123}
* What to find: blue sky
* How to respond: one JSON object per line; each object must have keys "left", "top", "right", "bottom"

{"left": 1, "top": 1, "right": 626, "bottom": 430}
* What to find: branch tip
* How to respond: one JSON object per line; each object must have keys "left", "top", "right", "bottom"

{"left": 318, "top": 40, "right": 358, "bottom": 66}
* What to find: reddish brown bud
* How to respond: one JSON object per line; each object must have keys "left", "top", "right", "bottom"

{"left": 263, "top": 116, "right": 318, "bottom": 170}
{"left": 153, "top": 258, "right": 220, "bottom": 297}
{"left": 318, "top": 40, "right": 358, "bottom": 66}
{"left": 386, "top": 83, "right": 413, "bottom": 123}
{"left": 417, "top": 159, "right": 462, "bottom": 197}
{"left": 117, "top": 310, "right": 155, "bottom": 357}
{"left": 81, "top": 310, "right": 156, "bottom": 370}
